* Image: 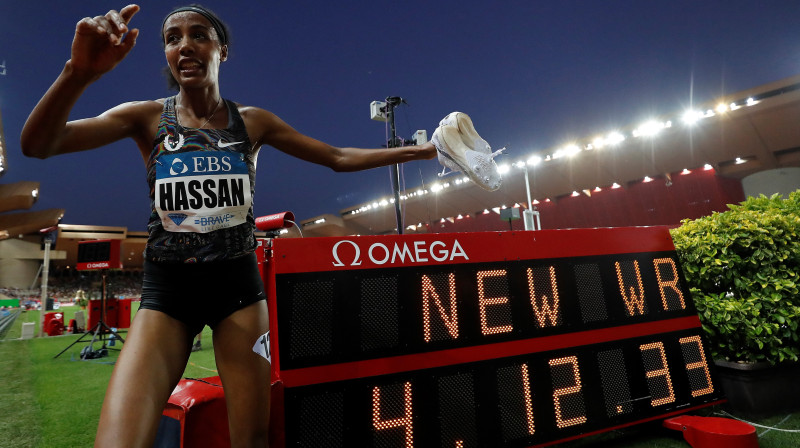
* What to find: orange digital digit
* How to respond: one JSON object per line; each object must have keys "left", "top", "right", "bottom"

{"left": 526, "top": 266, "right": 561, "bottom": 328}
{"left": 372, "top": 382, "right": 414, "bottom": 447}
{"left": 653, "top": 258, "right": 686, "bottom": 310}
{"left": 549, "top": 356, "right": 587, "bottom": 428}
{"left": 421, "top": 274, "right": 459, "bottom": 342}
{"left": 521, "top": 363, "right": 536, "bottom": 435}
{"left": 477, "top": 270, "right": 513, "bottom": 335}
{"left": 679, "top": 335, "right": 714, "bottom": 397}
{"left": 615, "top": 260, "right": 647, "bottom": 316}
{"left": 639, "top": 342, "right": 676, "bottom": 406}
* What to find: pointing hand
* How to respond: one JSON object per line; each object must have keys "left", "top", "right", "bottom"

{"left": 70, "top": 4, "right": 140, "bottom": 80}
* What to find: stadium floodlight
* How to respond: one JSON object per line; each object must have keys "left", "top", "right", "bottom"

{"left": 565, "top": 144, "right": 581, "bottom": 157}
{"left": 497, "top": 163, "right": 511, "bottom": 174}
{"left": 552, "top": 144, "right": 580, "bottom": 159}
{"left": 606, "top": 132, "right": 625, "bottom": 145}
{"left": 633, "top": 120, "right": 665, "bottom": 137}
{"left": 682, "top": 110, "right": 703, "bottom": 125}
{"left": 527, "top": 155, "right": 542, "bottom": 166}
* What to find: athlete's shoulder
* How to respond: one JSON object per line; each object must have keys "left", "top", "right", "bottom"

{"left": 236, "top": 104, "right": 284, "bottom": 132}
{"left": 234, "top": 103, "right": 274, "bottom": 119}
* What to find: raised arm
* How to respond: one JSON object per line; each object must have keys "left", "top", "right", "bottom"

{"left": 249, "top": 107, "right": 436, "bottom": 172}
{"left": 21, "top": 5, "right": 141, "bottom": 159}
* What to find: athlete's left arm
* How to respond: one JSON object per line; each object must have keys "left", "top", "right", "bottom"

{"left": 243, "top": 106, "right": 435, "bottom": 172}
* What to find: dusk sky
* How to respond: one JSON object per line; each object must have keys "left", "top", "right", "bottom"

{"left": 1, "top": 1, "right": 798, "bottom": 231}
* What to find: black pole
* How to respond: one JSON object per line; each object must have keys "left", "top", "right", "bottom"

{"left": 385, "top": 96, "right": 403, "bottom": 235}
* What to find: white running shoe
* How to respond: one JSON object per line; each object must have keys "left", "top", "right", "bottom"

{"left": 438, "top": 111, "right": 493, "bottom": 155}
{"left": 432, "top": 119, "right": 503, "bottom": 191}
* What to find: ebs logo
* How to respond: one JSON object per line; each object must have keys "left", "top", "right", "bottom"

{"left": 170, "top": 158, "right": 189, "bottom": 175}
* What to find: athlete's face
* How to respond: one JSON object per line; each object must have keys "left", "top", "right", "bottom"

{"left": 162, "top": 12, "right": 228, "bottom": 89}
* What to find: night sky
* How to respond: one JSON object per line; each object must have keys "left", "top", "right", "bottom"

{"left": 1, "top": 1, "right": 798, "bottom": 230}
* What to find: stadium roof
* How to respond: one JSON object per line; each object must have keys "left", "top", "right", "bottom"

{"left": 0, "top": 181, "right": 40, "bottom": 213}
{"left": 0, "top": 181, "right": 63, "bottom": 241}
{"left": 0, "top": 208, "right": 64, "bottom": 241}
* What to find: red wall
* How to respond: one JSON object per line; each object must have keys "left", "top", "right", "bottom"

{"left": 426, "top": 168, "right": 744, "bottom": 233}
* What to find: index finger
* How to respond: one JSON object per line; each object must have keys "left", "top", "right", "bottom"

{"left": 120, "top": 4, "right": 140, "bottom": 25}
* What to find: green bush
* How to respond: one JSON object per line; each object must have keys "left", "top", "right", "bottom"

{"left": 670, "top": 191, "right": 800, "bottom": 364}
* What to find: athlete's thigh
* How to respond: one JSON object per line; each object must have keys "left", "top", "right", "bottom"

{"left": 95, "top": 309, "right": 193, "bottom": 448}
{"left": 212, "top": 300, "right": 271, "bottom": 444}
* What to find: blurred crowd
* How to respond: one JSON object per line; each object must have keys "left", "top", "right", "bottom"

{"left": 1, "top": 269, "right": 143, "bottom": 309}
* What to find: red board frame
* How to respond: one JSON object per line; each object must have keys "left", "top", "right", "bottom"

{"left": 258, "top": 227, "right": 723, "bottom": 447}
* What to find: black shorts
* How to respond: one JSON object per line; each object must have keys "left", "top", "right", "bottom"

{"left": 140, "top": 252, "right": 266, "bottom": 336}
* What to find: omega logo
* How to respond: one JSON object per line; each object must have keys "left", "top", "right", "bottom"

{"left": 332, "top": 239, "right": 469, "bottom": 267}
{"left": 86, "top": 262, "right": 110, "bottom": 269}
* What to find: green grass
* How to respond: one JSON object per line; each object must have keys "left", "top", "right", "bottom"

{"left": 31, "top": 334, "right": 114, "bottom": 448}
{"left": 1, "top": 305, "right": 798, "bottom": 447}
{"left": 0, "top": 304, "right": 217, "bottom": 448}
{"left": 0, "top": 338, "right": 42, "bottom": 448}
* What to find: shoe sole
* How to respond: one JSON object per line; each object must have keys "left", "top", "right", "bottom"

{"left": 433, "top": 125, "right": 501, "bottom": 191}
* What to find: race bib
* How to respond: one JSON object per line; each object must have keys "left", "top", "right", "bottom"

{"left": 155, "top": 150, "right": 252, "bottom": 233}
{"left": 253, "top": 331, "right": 271, "bottom": 364}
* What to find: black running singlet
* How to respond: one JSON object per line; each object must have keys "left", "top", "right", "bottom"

{"left": 144, "top": 96, "right": 258, "bottom": 263}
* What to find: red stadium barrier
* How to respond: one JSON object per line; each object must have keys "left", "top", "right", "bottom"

{"left": 156, "top": 377, "right": 230, "bottom": 447}
{"left": 155, "top": 377, "right": 285, "bottom": 448}
{"left": 116, "top": 298, "right": 132, "bottom": 329}
{"left": 87, "top": 299, "right": 118, "bottom": 330}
